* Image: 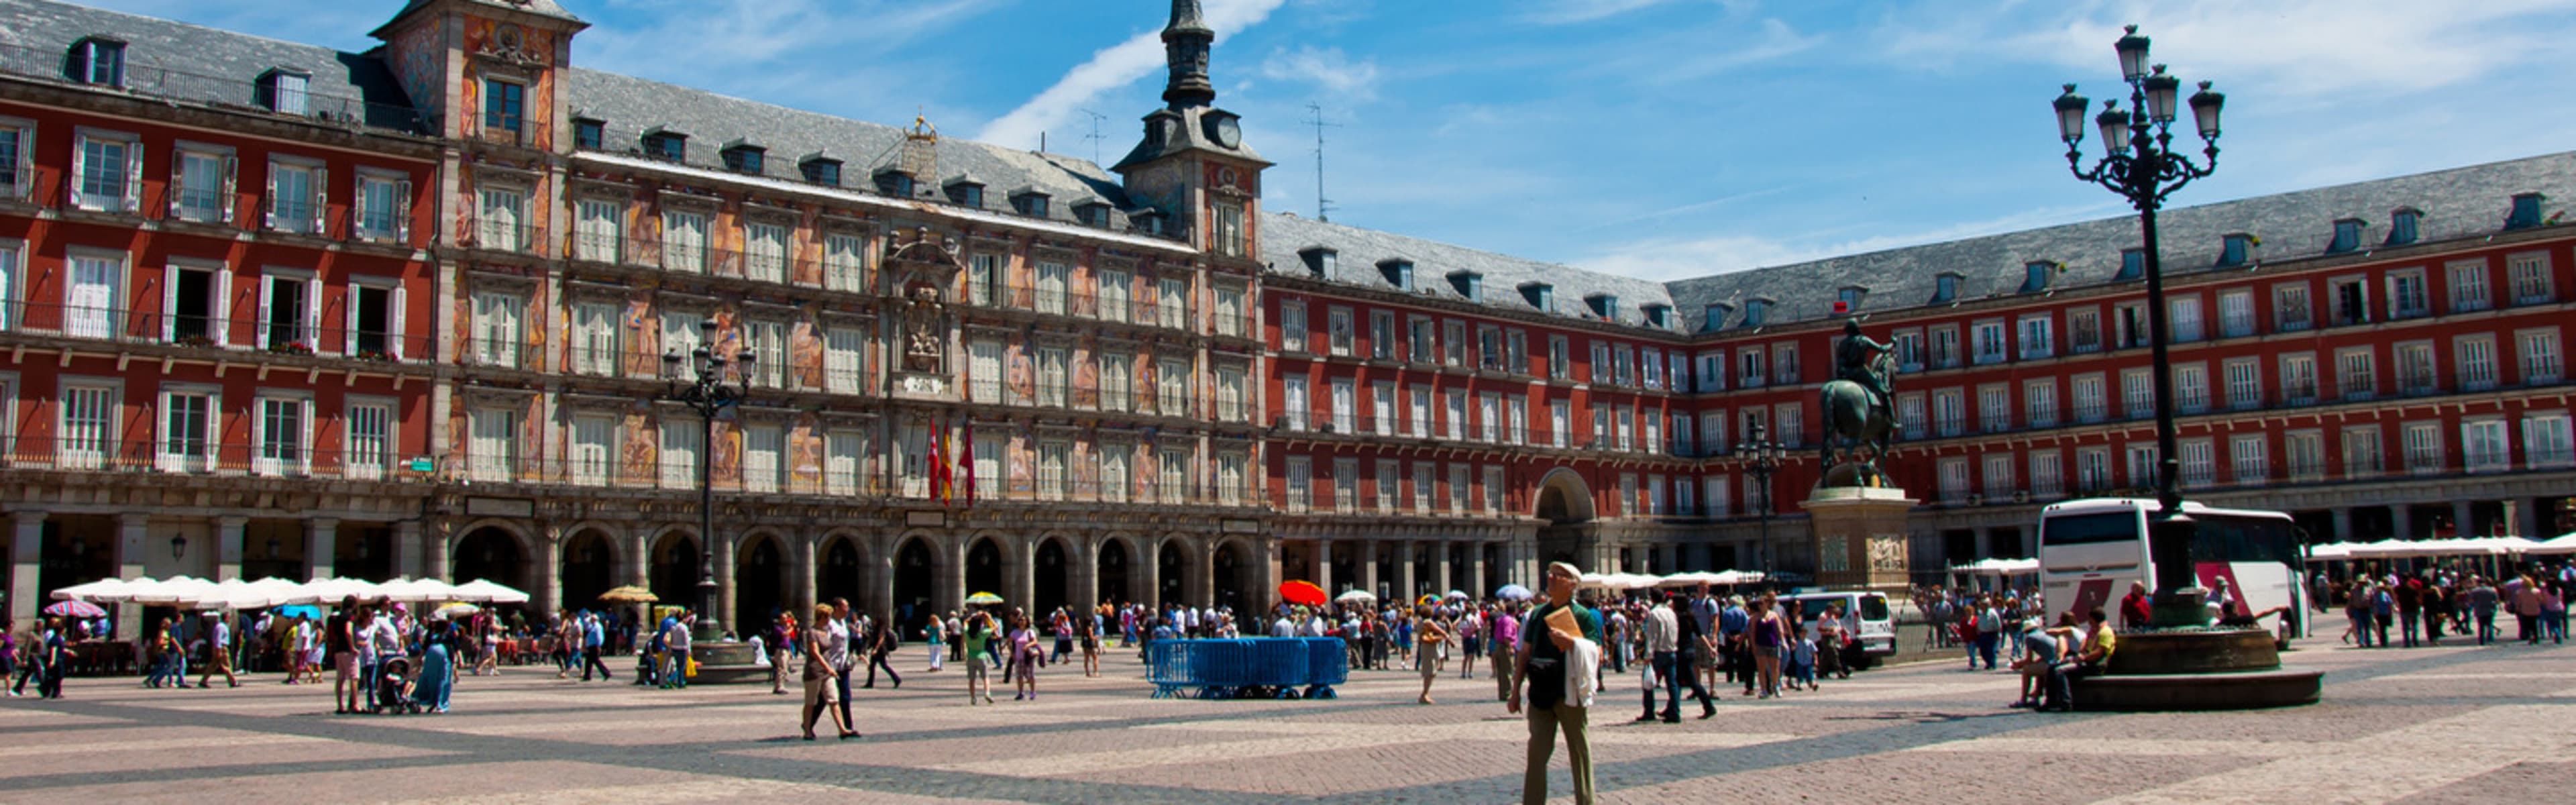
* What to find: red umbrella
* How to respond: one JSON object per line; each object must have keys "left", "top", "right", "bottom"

{"left": 1279, "top": 580, "right": 1328, "bottom": 608}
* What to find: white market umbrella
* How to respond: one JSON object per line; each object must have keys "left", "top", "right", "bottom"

{"left": 2526, "top": 533, "right": 2576, "bottom": 555}
{"left": 1656, "top": 572, "right": 1727, "bottom": 588}
{"left": 1711, "top": 570, "right": 1766, "bottom": 585}
{"left": 433, "top": 602, "right": 481, "bottom": 619}
{"left": 286, "top": 577, "right": 384, "bottom": 606}
{"left": 129, "top": 576, "right": 221, "bottom": 606}
{"left": 1334, "top": 589, "right": 1377, "bottom": 604}
{"left": 2343, "top": 539, "right": 2418, "bottom": 559}
{"left": 52, "top": 577, "right": 141, "bottom": 602}
{"left": 2306, "top": 542, "right": 2359, "bottom": 561}
{"left": 451, "top": 578, "right": 531, "bottom": 604}
{"left": 377, "top": 578, "right": 461, "bottom": 603}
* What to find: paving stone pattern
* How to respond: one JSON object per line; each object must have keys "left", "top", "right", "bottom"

{"left": 3, "top": 631, "right": 2573, "bottom": 804}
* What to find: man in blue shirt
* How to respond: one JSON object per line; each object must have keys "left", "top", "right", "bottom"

{"left": 580, "top": 612, "right": 612, "bottom": 681}
{"left": 1717, "top": 596, "right": 1751, "bottom": 695}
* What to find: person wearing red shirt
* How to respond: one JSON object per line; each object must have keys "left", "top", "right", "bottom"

{"left": 2117, "top": 582, "right": 2152, "bottom": 632}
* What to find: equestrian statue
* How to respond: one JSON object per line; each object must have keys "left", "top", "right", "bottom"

{"left": 1817, "top": 318, "right": 1897, "bottom": 488}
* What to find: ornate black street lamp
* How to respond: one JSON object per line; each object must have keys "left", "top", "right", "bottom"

{"left": 1736, "top": 422, "right": 1784, "bottom": 576}
{"left": 2054, "top": 25, "right": 2225, "bottom": 624}
{"left": 663, "top": 318, "right": 755, "bottom": 643}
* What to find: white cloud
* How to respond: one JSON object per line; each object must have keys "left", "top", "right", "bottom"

{"left": 1520, "top": 0, "right": 1676, "bottom": 25}
{"left": 1259, "top": 46, "right": 1380, "bottom": 100}
{"left": 1568, "top": 203, "right": 2118, "bottom": 280}
{"left": 975, "top": 0, "right": 1289, "bottom": 150}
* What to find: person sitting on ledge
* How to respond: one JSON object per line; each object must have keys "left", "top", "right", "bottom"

{"left": 2040, "top": 607, "right": 2116, "bottom": 713}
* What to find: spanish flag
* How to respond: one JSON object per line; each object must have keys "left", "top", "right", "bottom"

{"left": 930, "top": 425, "right": 953, "bottom": 504}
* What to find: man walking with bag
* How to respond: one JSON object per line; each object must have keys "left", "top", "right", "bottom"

{"left": 1509, "top": 562, "right": 1601, "bottom": 805}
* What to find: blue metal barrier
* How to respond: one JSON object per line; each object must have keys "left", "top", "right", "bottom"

{"left": 1146, "top": 637, "right": 1347, "bottom": 700}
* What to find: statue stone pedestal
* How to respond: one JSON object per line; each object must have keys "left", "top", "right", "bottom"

{"left": 1799, "top": 486, "right": 1915, "bottom": 592}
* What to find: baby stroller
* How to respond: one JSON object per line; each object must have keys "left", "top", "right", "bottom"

{"left": 377, "top": 656, "right": 422, "bottom": 714}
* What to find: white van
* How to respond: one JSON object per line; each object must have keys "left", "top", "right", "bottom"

{"left": 1782, "top": 591, "right": 1896, "bottom": 665}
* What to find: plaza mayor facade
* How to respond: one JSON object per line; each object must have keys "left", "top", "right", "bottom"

{"left": 3, "top": 0, "right": 2573, "bottom": 637}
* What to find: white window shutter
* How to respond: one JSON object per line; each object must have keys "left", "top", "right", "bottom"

{"left": 67, "top": 140, "right": 85, "bottom": 207}
{"left": 219, "top": 156, "right": 237, "bottom": 225}
{"left": 122, "top": 143, "right": 142, "bottom": 213}
{"left": 349, "top": 174, "right": 367, "bottom": 240}
{"left": 394, "top": 180, "right": 411, "bottom": 243}
{"left": 391, "top": 286, "right": 407, "bottom": 360}
{"left": 344, "top": 284, "right": 359, "bottom": 356}
{"left": 311, "top": 166, "right": 328, "bottom": 235}
{"left": 160, "top": 264, "right": 177, "bottom": 341}
{"left": 263, "top": 165, "right": 278, "bottom": 230}
{"left": 307, "top": 278, "right": 325, "bottom": 354}
{"left": 213, "top": 270, "right": 231, "bottom": 346}
{"left": 166, "top": 152, "right": 185, "bottom": 218}
{"left": 256, "top": 274, "right": 274, "bottom": 347}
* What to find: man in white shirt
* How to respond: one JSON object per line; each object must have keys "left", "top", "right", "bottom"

{"left": 199, "top": 613, "right": 239, "bottom": 688}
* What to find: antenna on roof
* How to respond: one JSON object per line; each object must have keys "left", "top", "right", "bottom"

{"left": 1077, "top": 108, "right": 1108, "bottom": 165}
{"left": 1305, "top": 102, "right": 1342, "bottom": 222}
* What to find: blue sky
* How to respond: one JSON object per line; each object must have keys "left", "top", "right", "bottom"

{"left": 91, "top": 0, "right": 2576, "bottom": 281}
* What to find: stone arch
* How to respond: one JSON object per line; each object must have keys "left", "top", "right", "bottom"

{"left": 558, "top": 525, "right": 625, "bottom": 613}
{"left": 963, "top": 531, "right": 1011, "bottom": 605}
{"left": 1155, "top": 533, "right": 1195, "bottom": 608}
{"left": 1534, "top": 468, "right": 1595, "bottom": 524}
{"left": 1210, "top": 537, "right": 1256, "bottom": 613}
{"left": 1096, "top": 532, "right": 1143, "bottom": 607}
{"left": 890, "top": 531, "right": 945, "bottom": 631}
{"left": 645, "top": 525, "right": 703, "bottom": 610}
{"left": 816, "top": 529, "right": 869, "bottom": 612}
{"left": 450, "top": 521, "right": 535, "bottom": 593}
{"left": 1032, "top": 531, "right": 1079, "bottom": 616}
{"left": 733, "top": 530, "right": 790, "bottom": 635}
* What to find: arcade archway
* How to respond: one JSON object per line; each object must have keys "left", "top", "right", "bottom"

{"left": 452, "top": 526, "right": 529, "bottom": 592}
{"left": 648, "top": 530, "right": 701, "bottom": 610}
{"left": 735, "top": 535, "right": 786, "bottom": 634}
{"left": 560, "top": 529, "right": 617, "bottom": 612}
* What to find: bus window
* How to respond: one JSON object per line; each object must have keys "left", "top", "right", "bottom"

{"left": 2041, "top": 511, "right": 2139, "bottom": 545}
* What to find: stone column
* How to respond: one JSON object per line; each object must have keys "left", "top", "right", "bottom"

{"left": 215, "top": 515, "right": 248, "bottom": 581}
{"left": 791, "top": 533, "right": 817, "bottom": 619}
{"left": 2453, "top": 500, "right": 2477, "bottom": 539}
{"left": 1397, "top": 539, "right": 1416, "bottom": 602}
{"left": 305, "top": 518, "right": 339, "bottom": 581}
{"left": 394, "top": 521, "right": 425, "bottom": 579}
{"left": 714, "top": 532, "right": 738, "bottom": 634}
{"left": 1466, "top": 543, "right": 1487, "bottom": 598}
{"left": 2391, "top": 504, "right": 2416, "bottom": 541}
{"left": 1072, "top": 537, "right": 1098, "bottom": 612}
{"left": 2516, "top": 498, "right": 2546, "bottom": 541}
{"left": 1315, "top": 539, "right": 1334, "bottom": 593}
{"left": 625, "top": 531, "right": 650, "bottom": 588}
{"left": 1194, "top": 539, "right": 1216, "bottom": 608}
{"left": 867, "top": 536, "right": 896, "bottom": 622}
{"left": 1430, "top": 539, "right": 1452, "bottom": 597}
{"left": 1141, "top": 537, "right": 1162, "bottom": 611}
{"left": 1360, "top": 539, "right": 1380, "bottom": 600}
{"left": 114, "top": 513, "right": 148, "bottom": 641}
{"left": 7, "top": 511, "right": 42, "bottom": 627}
{"left": 2330, "top": 508, "right": 2355, "bottom": 543}
{"left": 942, "top": 533, "right": 967, "bottom": 616}
{"left": 1009, "top": 535, "right": 1036, "bottom": 617}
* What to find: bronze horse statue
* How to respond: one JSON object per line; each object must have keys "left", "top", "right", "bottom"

{"left": 1817, "top": 351, "right": 1896, "bottom": 487}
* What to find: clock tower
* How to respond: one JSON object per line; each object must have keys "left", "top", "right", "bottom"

{"left": 1113, "top": 0, "right": 1270, "bottom": 262}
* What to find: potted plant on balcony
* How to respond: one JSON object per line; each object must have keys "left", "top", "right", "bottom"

{"left": 268, "top": 340, "right": 315, "bottom": 356}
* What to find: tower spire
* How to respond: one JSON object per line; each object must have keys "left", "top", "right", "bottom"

{"left": 1162, "top": 0, "right": 1216, "bottom": 109}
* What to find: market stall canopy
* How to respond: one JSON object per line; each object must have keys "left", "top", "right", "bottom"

{"left": 50, "top": 577, "right": 139, "bottom": 602}
{"left": 2527, "top": 533, "right": 2576, "bottom": 555}
{"left": 1333, "top": 589, "right": 1377, "bottom": 604}
{"left": 451, "top": 578, "right": 532, "bottom": 604}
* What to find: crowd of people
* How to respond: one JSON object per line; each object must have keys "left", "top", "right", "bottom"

{"left": 2328, "top": 565, "right": 2572, "bottom": 648}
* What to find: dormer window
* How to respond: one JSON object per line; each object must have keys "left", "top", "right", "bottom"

{"left": 1740, "top": 298, "right": 1771, "bottom": 328}
{"left": 68, "top": 37, "right": 125, "bottom": 87}
{"left": 1640, "top": 304, "right": 1670, "bottom": 329}
{"left": 2116, "top": 248, "right": 2145, "bottom": 281}
{"left": 2327, "top": 218, "right": 2363, "bottom": 254}
{"left": 1135, "top": 210, "right": 1167, "bottom": 236}
{"left": 1010, "top": 189, "right": 1050, "bottom": 217}
{"left": 1299, "top": 247, "right": 1336, "bottom": 278}
{"left": 1701, "top": 303, "right": 1731, "bottom": 332}
{"left": 1931, "top": 272, "right": 1962, "bottom": 304}
{"left": 2216, "top": 233, "right": 2255, "bottom": 267}
{"left": 258, "top": 69, "right": 311, "bottom": 115}
{"left": 799, "top": 154, "right": 841, "bottom": 186}
{"left": 1075, "top": 201, "right": 1113, "bottom": 227}
{"left": 641, "top": 127, "right": 687, "bottom": 162}
{"left": 945, "top": 177, "right": 985, "bottom": 207}
{"left": 1521, "top": 282, "right": 1554, "bottom": 313}
{"left": 721, "top": 140, "right": 765, "bottom": 175}
{"left": 875, "top": 168, "right": 916, "bottom": 197}
{"left": 1585, "top": 293, "right": 1618, "bottom": 320}
{"left": 573, "top": 118, "right": 604, "bottom": 150}
{"left": 1835, "top": 286, "right": 1866, "bottom": 314}
{"left": 2387, "top": 207, "right": 2420, "bottom": 246}
{"left": 2019, "top": 261, "right": 2055, "bottom": 294}
{"left": 1379, "top": 259, "right": 1414, "bottom": 291}
{"left": 1448, "top": 270, "right": 1482, "bottom": 301}
{"left": 2506, "top": 192, "right": 2546, "bottom": 230}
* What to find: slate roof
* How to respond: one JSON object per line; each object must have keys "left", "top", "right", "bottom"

{"left": 0, "top": 0, "right": 426, "bottom": 133}
{"left": 1666, "top": 152, "right": 2576, "bottom": 332}
{"left": 1261, "top": 212, "right": 1680, "bottom": 331}
{"left": 564, "top": 67, "right": 1142, "bottom": 228}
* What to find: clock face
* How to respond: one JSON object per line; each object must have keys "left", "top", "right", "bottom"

{"left": 1208, "top": 115, "right": 1242, "bottom": 149}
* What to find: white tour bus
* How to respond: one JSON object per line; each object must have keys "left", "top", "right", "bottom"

{"left": 2036, "top": 498, "right": 2308, "bottom": 635}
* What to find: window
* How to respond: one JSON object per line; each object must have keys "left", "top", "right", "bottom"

{"left": 724, "top": 147, "right": 765, "bottom": 176}
{"left": 1213, "top": 203, "right": 1246, "bottom": 258}
{"left": 1281, "top": 372, "right": 1308, "bottom": 431}
{"left": 2072, "top": 374, "right": 2105, "bottom": 423}
{"left": 824, "top": 327, "right": 864, "bottom": 394}
{"left": 2388, "top": 270, "right": 2428, "bottom": 319}
{"left": 1771, "top": 343, "right": 1797, "bottom": 384}
{"left": 964, "top": 254, "right": 998, "bottom": 306}
{"left": 256, "top": 394, "right": 312, "bottom": 476}
{"left": 2342, "top": 426, "right": 2383, "bottom": 479}
{"left": 172, "top": 148, "right": 233, "bottom": 224}
{"left": 2449, "top": 261, "right": 2491, "bottom": 313}
{"left": 1099, "top": 270, "right": 1132, "bottom": 323}
{"left": 820, "top": 233, "right": 865, "bottom": 292}
{"left": 483, "top": 78, "right": 525, "bottom": 141}
{"left": 1335, "top": 377, "right": 1360, "bottom": 433}
{"left": 2337, "top": 348, "right": 2376, "bottom": 401}
{"left": 2521, "top": 329, "right": 2563, "bottom": 384}
{"left": 73, "top": 131, "right": 140, "bottom": 212}
{"left": 470, "top": 290, "right": 522, "bottom": 368}
{"left": 1979, "top": 384, "right": 2010, "bottom": 433}
{"left": 63, "top": 250, "right": 122, "bottom": 339}
{"left": 2112, "top": 303, "right": 2148, "bottom": 349}
{"left": 2174, "top": 363, "right": 2208, "bottom": 413}
{"left": 1036, "top": 347, "right": 1069, "bottom": 408}
{"left": 1036, "top": 261, "right": 1069, "bottom": 315}
{"left": 2178, "top": 439, "right": 2214, "bottom": 488}
{"left": 0, "top": 118, "right": 30, "bottom": 200}
{"left": 2077, "top": 447, "right": 2111, "bottom": 493}
{"left": 162, "top": 261, "right": 223, "bottom": 345}
{"left": 1697, "top": 352, "right": 1723, "bottom": 391}
{"left": 2509, "top": 253, "right": 2555, "bottom": 305}
{"left": 1409, "top": 317, "right": 1436, "bottom": 363}
{"left": 1451, "top": 464, "right": 1470, "bottom": 515}
{"left": 1332, "top": 458, "right": 1358, "bottom": 513}
{"left": 2402, "top": 421, "right": 2443, "bottom": 474}
{"left": 2122, "top": 368, "right": 2153, "bottom": 419}
{"left": 260, "top": 269, "right": 319, "bottom": 352}
{"left": 1487, "top": 466, "right": 1507, "bottom": 514}
{"left": 1937, "top": 458, "right": 1970, "bottom": 504}
{"left": 2167, "top": 295, "right": 2202, "bottom": 342}
{"left": 1549, "top": 336, "right": 1570, "bottom": 380}
{"left": 571, "top": 302, "right": 620, "bottom": 376}
{"left": 264, "top": 160, "right": 331, "bottom": 235}
{"left": 1972, "top": 320, "right": 2006, "bottom": 364}
{"left": 2223, "top": 358, "right": 2260, "bottom": 410}
{"left": 572, "top": 199, "right": 624, "bottom": 262}
{"left": 2069, "top": 310, "right": 2101, "bottom": 354}
{"left": 1156, "top": 359, "right": 1188, "bottom": 417}
{"left": 1446, "top": 321, "right": 1468, "bottom": 367}
{"left": 1494, "top": 329, "right": 1516, "bottom": 373}
{"left": 1933, "top": 388, "right": 1964, "bottom": 437}
{"left": 2230, "top": 435, "right": 2267, "bottom": 484}
{"left": 661, "top": 417, "right": 701, "bottom": 490}
{"left": 70, "top": 38, "right": 124, "bottom": 86}
{"left": 574, "top": 120, "right": 604, "bottom": 151}
{"left": 2462, "top": 419, "right": 2510, "bottom": 474}
{"left": 662, "top": 209, "right": 710, "bottom": 272}
{"left": 2218, "top": 289, "right": 2253, "bottom": 337}
{"left": 2273, "top": 284, "right": 2312, "bottom": 332}
{"left": 1214, "top": 284, "right": 1243, "bottom": 336}
{"left": 2457, "top": 335, "right": 2498, "bottom": 391}
{"left": 2330, "top": 276, "right": 2370, "bottom": 326}
{"left": 2017, "top": 314, "right": 2053, "bottom": 360}
{"left": 1930, "top": 327, "right": 1959, "bottom": 368}
{"left": 1775, "top": 405, "right": 1803, "bottom": 448}
{"left": 644, "top": 132, "right": 686, "bottom": 162}
{"left": 2286, "top": 431, "right": 2324, "bottom": 481}
{"left": 1897, "top": 393, "right": 1926, "bottom": 439}
{"left": 1739, "top": 346, "right": 1766, "bottom": 388}
{"left": 1550, "top": 399, "right": 1570, "bottom": 447}
{"left": 1373, "top": 460, "right": 1398, "bottom": 512}
{"left": 967, "top": 339, "right": 1002, "bottom": 403}
{"left": 1035, "top": 440, "right": 1067, "bottom": 500}
{"left": 2525, "top": 413, "right": 2574, "bottom": 469}
{"left": 260, "top": 70, "right": 309, "bottom": 115}
{"left": 354, "top": 172, "right": 408, "bottom": 242}
{"left": 2395, "top": 342, "right": 2436, "bottom": 395}
{"left": 347, "top": 401, "right": 392, "bottom": 482}
{"left": 1279, "top": 300, "right": 1306, "bottom": 352}
{"left": 742, "top": 221, "right": 788, "bottom": 283}
{"left": 157, "top": 387, "right": 217, "bottom": 473}
{"left": 1478, "top": 393, "right": 1501, "bottom": 442}
{"left": 561, "top": 413, "right": 617, "bottom": 486}
{"left": 476, "top": 185, "right": 524, "bottom": 250}
{"left": 2024, "top": 380, "right": 2057, "bottom": 428}
{"left": 1367, "top": 311, "right": 1395, "bottom": 360}
{"left": 2280, "top": 354, "right": 2318, "bottom": 403}
{"left": 1983, "top": 453, "right": 2015, "bottom": 500}
{"left": 1101, "top": 353, "right": 1134, "bottom": 413}
{"left": 1413, "top": 462, "right": 1435, "bottom": 514}
{"left": 1444, "top": 390, "right": 1466, "bottom": 440}
{"left": 1095, "top": 442, "right": 1127, "bottom": 503}
{"left": 1159, "top": 447, "right": 1190, "bottom": 504}
{"left": 744, "top": 319, "right": 785, "bottom": 388}
{"left": 1894, "top": 330, "right": 1924, "bottom": 370}
{"left": 1511, "top": 331, "right": 1532, "bottom": 374}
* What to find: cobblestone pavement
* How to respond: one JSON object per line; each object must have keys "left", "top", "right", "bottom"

{"left": 5, "top": 629, "right": 2574, "bottom": 804}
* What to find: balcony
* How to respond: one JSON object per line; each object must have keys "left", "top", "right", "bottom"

{"left": 2, "top": 436, "right": 423, "bottom": 483}
{"left": 2073, "top": 402, "right": 2106, "bottom": 424}
{"left": 0, "top": 42, "right": 433, "bottom": 134}
{"left": 2398, "top": 370, "right": 2439, "bottom": 397}
{"left": 0, "top": 301, "right": 429, "bottom": 364}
